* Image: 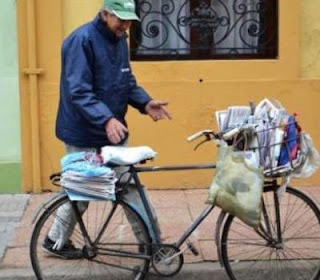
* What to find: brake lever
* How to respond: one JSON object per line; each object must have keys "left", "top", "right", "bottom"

{"left": 193, "top": 139, "right": 207, "bottom": 151}
{"left": 193, "top": 132, "right": 212, "bottom": 151}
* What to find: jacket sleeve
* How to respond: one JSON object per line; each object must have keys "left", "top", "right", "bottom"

{"left": 123, "top": 38, "right": 151, "bottom": 114}
{"left": 63, "top": 35, "right": 113, "bottom": 128}
{"left": 127, "top": 72, "right": 152, "bottom": 114}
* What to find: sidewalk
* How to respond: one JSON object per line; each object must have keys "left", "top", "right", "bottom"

{"left": 0, "top": 187, "right": 319, "bottom": 279}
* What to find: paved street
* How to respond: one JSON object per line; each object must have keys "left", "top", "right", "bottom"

{"left": 0, "top": 194, "right": 30, "bottom": 260}
{"left": 0, "top": 187, "right": 319, "bottom": 279}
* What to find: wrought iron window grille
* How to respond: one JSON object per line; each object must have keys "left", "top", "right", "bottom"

{"left": 130, "top": 0, "right": 278, "bottom": 60}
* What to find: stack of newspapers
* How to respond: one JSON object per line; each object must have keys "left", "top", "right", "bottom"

{"left": 60, "top": 152, "right": 117, "bottom": 200}
{"left": 215, "top": 98, "right": 295, "bottom": 170}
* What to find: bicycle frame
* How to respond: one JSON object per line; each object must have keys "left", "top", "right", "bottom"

{"left": 51, "top": 161, "right": 219, "bottom": 271}
{"left": 61, "top": 159, "right": 289, "bottom": 272}
{"left": 116, "top": 165, "right": 286, "bottom": 253}
{"left": 67, "top": 160, "right": 284, "bottom": 251}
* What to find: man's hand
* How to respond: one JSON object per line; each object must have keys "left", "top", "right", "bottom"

{"left": 105, "top": 118, "right": 128, "bottom": 144}
{"left": 145, "top": 100, "right": 172, "bottom": 121}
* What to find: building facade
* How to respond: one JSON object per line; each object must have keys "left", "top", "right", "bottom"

{"left": 11, "top": 0, "right": 320, "bottom": 192}
{"left": 0, "top": 0, "right": 20, "bottom": 193}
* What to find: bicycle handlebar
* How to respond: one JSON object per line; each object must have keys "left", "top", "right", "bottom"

{"left": 187, "top": 124, "right": 257, "bottom": 143}
{"left": 221, "top": 127, "right": 240, "bottom": 140}
{"left": 187, "top": 130, "right": 214, "bottom": 142}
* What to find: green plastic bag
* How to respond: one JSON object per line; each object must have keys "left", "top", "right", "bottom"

{"left": 206, "top": 141, "right": 264, "bottom": 228}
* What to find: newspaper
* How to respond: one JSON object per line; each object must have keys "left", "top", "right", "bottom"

{"left": 61, "top": 170, "right": 117, "bottom": 200}
{"left": 254, "top": 98, "right": 287, "bottom": 168}
{"left": 222, "top": 106, "right": 252, "bottom": 130}
{"left": 215, "top": 110, "right": 227, "bottom": 131}
{"left": 254, "top": 98, "right": 286, "bottom": 126}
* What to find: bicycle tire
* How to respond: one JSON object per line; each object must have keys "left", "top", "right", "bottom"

{"left": 221, "top": 186, "right": 320, "bottom": 280}
{"left": 30, "top": 193, "right": 151, "bottom": 280}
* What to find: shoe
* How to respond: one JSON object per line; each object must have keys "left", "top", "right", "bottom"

{"left": 42, "top": 236, "right": 83, "bottom": 259}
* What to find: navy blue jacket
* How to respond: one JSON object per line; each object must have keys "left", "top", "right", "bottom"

{"left": 56, "top": 14, "right": 151, "bottom": 147}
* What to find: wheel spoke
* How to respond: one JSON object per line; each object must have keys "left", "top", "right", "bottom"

{"left": 221, "top": 186, "right": 320, "bottom": 280}
{"left": 30, "top": 195, "right": 151, "bottom": 279}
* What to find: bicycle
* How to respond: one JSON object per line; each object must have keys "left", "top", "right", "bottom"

{"left": 29, "top": 129, "right": 320, "bottom": 280}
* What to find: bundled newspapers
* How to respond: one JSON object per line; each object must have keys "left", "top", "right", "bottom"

{"left": 60, "top": 152, "right": 117, "bottom": 200}
{"left": 59, "top": 146, "right": 157, "bottom": 200}
{"left": 215, "top": 98, "right": 320, "bottom": 177}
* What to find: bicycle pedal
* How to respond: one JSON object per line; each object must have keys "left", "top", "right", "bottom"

{"left": 186, "top": 241, "right": 199, "bottom": 256}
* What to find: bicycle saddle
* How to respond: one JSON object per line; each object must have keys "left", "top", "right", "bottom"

{"left": 101, "top": 146, "right": 157, "bottom": 165}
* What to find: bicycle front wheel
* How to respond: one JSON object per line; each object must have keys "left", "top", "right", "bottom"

{"left": 30, "top": 193, "right": 151, "bottom": 280}
{"left": 221, "top": 186, "right": 320, "bottom": 280}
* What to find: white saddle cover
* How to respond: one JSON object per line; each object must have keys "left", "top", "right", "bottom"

{"left": 101, "top": 146, "right": 157, "bottom": 165}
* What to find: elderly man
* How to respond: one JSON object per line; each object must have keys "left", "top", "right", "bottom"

{"left": 44, "top": 0, "right": 170, "bottom": 259}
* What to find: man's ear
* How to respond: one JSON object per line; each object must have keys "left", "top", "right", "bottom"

{"left": 101, "top": 11, "right": 108, "bottom": 22}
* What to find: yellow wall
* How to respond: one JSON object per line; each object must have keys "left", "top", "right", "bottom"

{"left": 62, "top": 0, "right": 101, "bottom": 35}
{"left": 301, "top": 0, "right": 320, "bottom": 78}
{"left": 129, "top": 0, "right": 320, "bottom": 188}
{"left": 17, "top": 0, "right": 320, "bottom": 192}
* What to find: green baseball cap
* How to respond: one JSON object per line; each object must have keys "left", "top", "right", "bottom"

{"left": 103, "top": 0, "right": 140, "bottom": 21}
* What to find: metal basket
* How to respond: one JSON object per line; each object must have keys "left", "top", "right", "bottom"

{"left": 229, "top": 122, "right": 303, "bottom": 178}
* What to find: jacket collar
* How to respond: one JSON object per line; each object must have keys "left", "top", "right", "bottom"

{"left": 92, "top": 13, "right": 128, "bottom": 42}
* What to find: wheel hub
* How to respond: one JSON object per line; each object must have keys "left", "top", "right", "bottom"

{"left": 151, "top": 245, "right": 184, "bottom": 277}
{"left": 83, "top": 245, "right": 97, "bottom": 259}
{"left": 268, "top": 240, "right": 283, "bottom": 249}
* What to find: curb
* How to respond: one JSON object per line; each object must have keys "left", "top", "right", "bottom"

{"left": 0, "top": 263, "right": 228, "bottom": 280}
{"left": 148, "top": 263, "right": 228, "bottom": 279}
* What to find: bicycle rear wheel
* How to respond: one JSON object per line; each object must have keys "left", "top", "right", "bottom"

{"left": 221, "top": 186, "right": 320, "bottom": 280}
{"left": 30, "top": 193, "right": 151, "bottom": 280}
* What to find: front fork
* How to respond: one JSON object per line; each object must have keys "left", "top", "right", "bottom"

{"left": 274, "top": 190, "right": 283, "bottom": 243}
{"left": 256, "top": 188, "right": 283, "bottom": 245}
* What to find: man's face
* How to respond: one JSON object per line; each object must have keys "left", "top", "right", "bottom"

{"left": 102, "top": 11, "right": 132, "bottom": 37}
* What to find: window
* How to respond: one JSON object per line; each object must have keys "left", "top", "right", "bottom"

{"left": 130, "top": 0, "right": 278, "bottom": 60}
